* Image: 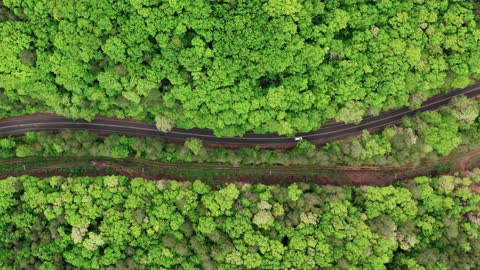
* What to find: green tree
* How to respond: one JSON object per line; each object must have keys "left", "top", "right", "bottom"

{"left": 359, "top": 130, "right": 392, "bottom": 160}
{"left": 197, "top": 217, "right": 217, "bottom": 235}
{"left": 287, "top": 183, "right": 302, "bottom": 201}
{"left": 335, "top": 101, "right": 365, "bottom": 124}
{"left": 449, "top": 95, "right": 479, "bottom": 125}
{"left": 252, "top": 210, "right": 274, "bottom": 229}
{"left": 184, "top": 138, "right": 203, "bottom": 156}
{"left": 418, "top": 112, "right": 462, "bottom": 156}
{"left": 0, "top": 0, "right": 479, "bottom": 136}
{"left": 155, "top": 115, "right": 176, "bottom": 133}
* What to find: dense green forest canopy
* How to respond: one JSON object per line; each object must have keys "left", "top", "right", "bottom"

{"left": 1, "top": 174, "right": 479, "bottom": 269}
{"left": 1, "top": 0, "right": 480, "bottom": 135}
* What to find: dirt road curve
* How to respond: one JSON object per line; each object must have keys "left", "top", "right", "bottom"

{"left": 0, "top": 81, "right": 479, "bottom": 148}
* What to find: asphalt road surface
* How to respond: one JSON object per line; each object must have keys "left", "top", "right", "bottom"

{"left": 0, "top": 81, "right": 479, "bottom": 147}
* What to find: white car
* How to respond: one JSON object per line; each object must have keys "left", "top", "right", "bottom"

{"left": 294, "top": 137, "right": 303, "bottom": 141}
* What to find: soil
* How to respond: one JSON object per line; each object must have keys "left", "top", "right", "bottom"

{"left": 0, "top": 148, "right": 478, "bottom": 187}
{"left": 455, "top": 148, "right": 480, "bottom": 171}
{"left": 471, "top": 183, "right": 480, "bottom": 194}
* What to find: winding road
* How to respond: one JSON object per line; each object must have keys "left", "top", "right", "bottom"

{"left": 0, "top": 81, "right": 479, "bottom": 147}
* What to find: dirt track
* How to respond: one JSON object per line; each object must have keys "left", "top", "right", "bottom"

{"left": 1, "top": 148, "right": 479, "bottom": 186}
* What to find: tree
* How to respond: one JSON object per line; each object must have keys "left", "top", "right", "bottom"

{"left": 359, "top": 130, "right": 392, "bottom": 160}
{"left": 0, "top": 138, "right": 15, "bottom": 159}
{"left": 288, "top": 184, "right": 302, "bottom": 201}
{"left": 82, "top": 232, "right": 105, "bottom": 251}
{"left": 155, "top": 115, "right": 176, "bottom": 133}
{"left": 294, "top": 139, "right": 316, "bottom": 153}
{"left": 335, "top": 101, "right": 365, "bottom": 124}
{"left": 418, "top": 112, "right": 462, "bottom": 156}
{"left": 15, "top": 144, "right": 34, "bottom": 157}
{"left": 2, "top": 174, "right": 480, "bottom": 269}
{"left": 363, "top": 186, "right": 418, "bottom": 223}
{"left": 197, "top": 217, "right": 217, "bottom": 235}
{"left": 449, "top": 95, "right": 479, "bottom": 125}
{"left": 263, "top": 0, "right": 303, "bottom": 17}
{"left": 1, "top": 0, "right": 479, "bottom": 136}
{"left": 252, "top": 210, "right": 274, "bottom": 228}
{"left": 184, "top": 138, "right": 203, "bottom": 156}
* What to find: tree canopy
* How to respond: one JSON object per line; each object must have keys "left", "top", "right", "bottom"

{"left": 0, "top": 0, "right": 479, "bottom": 135}
{"left": 1, "top": 174, "right": 479, "bottom": 269}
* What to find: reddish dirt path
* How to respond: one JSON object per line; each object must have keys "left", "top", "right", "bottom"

{"left": 471, "top": 183, "right": 480, "bottom": 194}
{"left": 1, "top": 148, "right": 479, "bottom": 187}
{"left": 455, "top": 148, "right": 480, "bottom": 171}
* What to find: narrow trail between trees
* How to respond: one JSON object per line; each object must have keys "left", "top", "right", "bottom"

{"left": 1, "top": 148, "right": 479, "bottom": 186}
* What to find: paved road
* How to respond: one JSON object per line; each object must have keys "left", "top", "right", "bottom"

{"left": 0, "top": 81, "right": 479, "bottom": 147}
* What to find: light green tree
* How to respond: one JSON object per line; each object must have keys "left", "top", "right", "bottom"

{"left": 287, "top": 183, "right": 302, "bottom": 201}
{"left": 184, "top": 138, "right": 203, "bottom": 156}
{"left": 155, "top": 115, "right": 176, "bottom": 133}
{"left": 335, "top": 101, "right": 365, "bottom": 124}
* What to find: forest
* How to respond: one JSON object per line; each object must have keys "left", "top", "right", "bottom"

{"left": 1, "top": 96, "right": 478, "bottom": 167}
{"left": 0, "top": 0, "right": 480, "bottom": 135}
{"left": 1, "top": 1, "right": 480, "bottom": 269}
{"left": 1, "top": 174, "right": 479, "bottom": 269}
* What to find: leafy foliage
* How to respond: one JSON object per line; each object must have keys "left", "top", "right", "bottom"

{"left": 184, "top": 138, "right": 203, "bottom": 156}
{"left": 154, "top": 115, "right": 175, "bottom": 133}
{"left": 0, "top": 0, "right": 479, "bottom": 135}
{"left": 0, "top": 174, "right": 479, "bottom": 269}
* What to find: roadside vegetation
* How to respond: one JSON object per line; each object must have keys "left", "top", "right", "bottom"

{"left": 1, "top": 0, "right": 480, "bottom": 135}
{"left": 1, "top": 96, "right": 478, "bottom": 167}
{"left": 1, "top": 173, "right": 480, "bottom": 269}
